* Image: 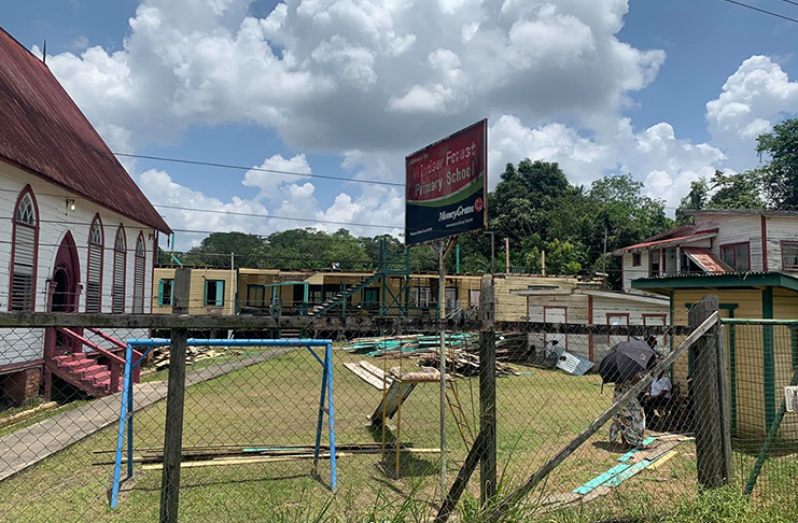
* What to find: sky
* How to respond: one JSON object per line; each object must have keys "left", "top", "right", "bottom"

{"left": 3, "top": 0, "right": 798, "bottom": 249}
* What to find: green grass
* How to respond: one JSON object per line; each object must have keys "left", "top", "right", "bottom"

{"left": 0, "top": 349, "right": 794, "bottom": 522}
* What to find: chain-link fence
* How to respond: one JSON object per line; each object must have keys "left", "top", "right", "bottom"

{"left": 0, "top": 301, "right": 794, "bottom": 522}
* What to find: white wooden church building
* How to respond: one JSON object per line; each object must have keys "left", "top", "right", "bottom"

{"left": 0, "top": 28, "right": 170, "bottom": 405}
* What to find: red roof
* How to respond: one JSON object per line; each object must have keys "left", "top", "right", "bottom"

{"left": 615, "top": 228, "right": 718, "bottom": 254}
{"left": 0, "top": 28, "right": 170, "bottom": 233}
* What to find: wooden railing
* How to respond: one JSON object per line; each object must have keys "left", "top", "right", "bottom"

{"left": 56, "top": 327, "right": 126, "bottom": 392}
{"left": 87, "top": 328, "right": 143, "bottom": 383}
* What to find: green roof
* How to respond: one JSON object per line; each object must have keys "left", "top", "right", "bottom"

{"left": 631, "top": 272, "right": 798, "bottom": 293}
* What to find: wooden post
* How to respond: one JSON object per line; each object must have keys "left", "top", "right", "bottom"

{"left": 689, "top": 295, "right": 728, "bottom": 489}
{"left": 716, "top": 325, "right": 733, "bottom": 485}
{"left": 478, "top": 275, "right": 497, "bottom": 506}
{"left": 159, "top": 268, "right": 191, "bottom": 523}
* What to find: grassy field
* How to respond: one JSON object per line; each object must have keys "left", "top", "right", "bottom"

{"left": 0, "top": 348, "right": 793, "bottom": 522}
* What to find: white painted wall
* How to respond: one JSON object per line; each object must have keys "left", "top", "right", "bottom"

{"left": 621, "top": 252, "right": 650, "bottom": 293}
{"left": 0, "top": 161, "right": 157, "bottom": 367}
{"left": 695, "top": 214, "right": 764, "bottom": 271}
{"left": 527, "top": 292, "right": 669, "bottom": 366}
{"left": 765, "top": 216, "right": 798, "bottom": 273}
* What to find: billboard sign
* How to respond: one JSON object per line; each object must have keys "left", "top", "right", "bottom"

{"left": 405, "top": 119, "right": 488, "bottom": 246}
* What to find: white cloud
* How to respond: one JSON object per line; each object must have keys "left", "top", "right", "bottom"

{"left": 41, "top": 0, "right": 667, "bottom": 153}
{"left": 242, "top": 153, "right": 312, "bottom": 198}
{"left": 706, "top": 55, "right": 798, "bottom": 167}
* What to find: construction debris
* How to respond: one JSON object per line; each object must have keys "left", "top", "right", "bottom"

{"left": 345, "top": 334, "right": 478, "bottom": 356}
{"left": 418, "top": 351, "right": 519, "bottom": 378}
{"left": 152, "top": 346, "right": 241, "bottom": 370}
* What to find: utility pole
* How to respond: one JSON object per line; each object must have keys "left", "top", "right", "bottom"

{"left": 602, "top": 229, "right": 608, "bottom": 276}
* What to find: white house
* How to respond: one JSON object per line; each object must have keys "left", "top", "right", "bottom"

{"left": 0, "top": 28, "right": 170, "bottom": 405}
{"left": 616, "top": 209, "right": 798, "bottom": 287}
{"left": 516, "top": 287, "right": 670, "bottom": 365}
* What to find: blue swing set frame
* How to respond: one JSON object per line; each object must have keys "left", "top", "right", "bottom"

{"left": 109, "top": 338, "right": 336, "bottom": 509}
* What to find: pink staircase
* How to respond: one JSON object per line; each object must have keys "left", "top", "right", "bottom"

{"left": 44, "top": 328, "right": 142, "bottom": 398}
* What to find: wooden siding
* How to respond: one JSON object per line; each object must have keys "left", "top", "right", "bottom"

{"left": 694, "top": 214, "right": 764, "bottom": 271}
{"left": 152, "top": 268, "right": 237, "bottom": 316}
{"left": 0, "top": 161, "right": 156, "bottom": 368}
{"left": 765, "top": 216, "right": 798, "bottom": 274}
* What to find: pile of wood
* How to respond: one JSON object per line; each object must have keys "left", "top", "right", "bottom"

{"left": 418, "top": 350, "right": 519, "bottom": 378}
{"left": 494, "top": 334, "right": 533, "bottom": 364}
{"left": 345, "top": 333, "right": 479, "bottom": 357}
{"left": 152, "top": 346, "right": 239, "bottom": 370}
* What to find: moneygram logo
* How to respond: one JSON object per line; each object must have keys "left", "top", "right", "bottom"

{"left": 439, "top": 204, "right": 475, "bottom": 222}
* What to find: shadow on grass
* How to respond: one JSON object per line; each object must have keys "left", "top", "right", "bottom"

{"left": 366, "top": 422, "right": 439, "bottom": 480}
{"left": 591, "top": 441, "right": 629, "bottom": 454}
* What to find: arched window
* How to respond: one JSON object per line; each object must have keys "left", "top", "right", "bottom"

{"left": 112, "top": 226, "right": 126, "bottom": 313}
{"left": 133, "top": 233, "right": 146, "bottom": 313}
{"left": 86, "top": 215, "right": 104, "bottom": 313}
{"left": 10, "top": 187, "right": 39, "bottom": 311}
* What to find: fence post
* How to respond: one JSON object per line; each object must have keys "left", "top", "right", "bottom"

{"left": 689, "top": 295, "right": 729, "bottom": 489}
{"left": 716, "top": 325, "right": 733, "bottom": 485}
{"left": 478, "top": 275, "right": 497, "bottom": 506}
{"left": 159, "top": 268, "right": 191, "bottom": 523}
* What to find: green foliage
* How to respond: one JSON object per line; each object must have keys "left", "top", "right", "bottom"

{"left": 756, "top": 118, "right": 798, "bottom": 210}
{"left": 675, "top": 170, "right": 765, "bottom": 224}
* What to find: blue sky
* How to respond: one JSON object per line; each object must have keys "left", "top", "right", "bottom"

{"left": 3, "top": 0, "right": 797, "bottom": 247}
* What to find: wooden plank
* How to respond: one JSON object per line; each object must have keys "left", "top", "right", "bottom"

{"left": 143, "top": 452, "right": 350, "bottom": 470}
{"left": 618, "top": 437, "right": 657, "bottom": 462}
{"left": 647, "top": 450, "right": 679, "bottom": 471}
{"left": 573, "top": 463, "right": 631, "bottom": 494}
{"left": 604, "top": 459, "right": 652, "bottom": 487}
{"left": 344, "top": 363, "right": 388, "bottom": 390}
{"left": 434, "top": 429, "right": 488, "bottom": 523}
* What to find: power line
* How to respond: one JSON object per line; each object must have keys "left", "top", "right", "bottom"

{"left": 0, "top": 138, "right": 405, "bottom": 189}
{"left": 719, "top": 0, "right": 798, "bottom": 24}
{"left": 775, "top": 0, "right": 798, "bottom": 8}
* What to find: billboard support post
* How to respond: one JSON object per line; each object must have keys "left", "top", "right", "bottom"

{"left": 433, "top": 237, "right": 456, "bottom": 499}
{"left": 406, "top": 119, "right": 488, "bottom": 500}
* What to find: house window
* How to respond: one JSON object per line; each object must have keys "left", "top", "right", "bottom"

{"left": 246, "top": 285, "right": 265, "bottom": 308}
{"left": 132, "top": 234, "right": 146, "bottom": 313}
{"left": 10, "top": 188, "right": 39, "bottom": 311}
{"left": 411, "top": 286, "right": 431, "bottom": 308}
{"left": 86, "top": 216, "right": 104, "bottom": 313}
{"left": 607, "top": 313, "right": 630, "bottom": 344}
{"left": 446, "top": 287, "right": 458, "bottom": 311}
{"left": 720, "top": 242, "right": 750, "bottom": 272}
{"left": 649, "top": 250, "right": 661, "bottom": 277}
{"left": 159, "top": 279, "right": 174, "bottom": 306}
{"left": 782, "top": 242, "right": 798, "bottom": 272}
{"left": 112, "top": 227, "right": 126, "bottom": 313}
{"left": 363, "top": 288, "right": 379, "bottom": 309}
{"left": 632, "top": 253, "right": 642, "bottom": 267}
{"left": 205, "top": 280, "right": 225, "bottom": 307}
{"left": 469, "top": 289, "right": 481, "bottom": 308}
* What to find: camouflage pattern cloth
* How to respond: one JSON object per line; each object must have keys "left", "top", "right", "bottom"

{"left": 609, "top": 382, "right": 646, "bottom": 447}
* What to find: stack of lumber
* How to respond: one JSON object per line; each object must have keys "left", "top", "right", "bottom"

{"left": 493, "top": 334, "right": 532, "bottom": 364}
{"left": 345, "top": 333, "right": 478, "bottom": 357}
{"left": 418, "top": 351, "right": 519, "bottom": 378}
{"left": 152, "top": 346, "right": 237, "bottom": 370}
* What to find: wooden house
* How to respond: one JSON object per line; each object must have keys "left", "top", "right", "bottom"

{"left": 0, "top": 28, "right": 171, "bottom": 404}
{"left": 616, "top": 210, "right": 798, "bottom": 439}
{"left": 515, "top": 288, "right": 669, "bottom": 364}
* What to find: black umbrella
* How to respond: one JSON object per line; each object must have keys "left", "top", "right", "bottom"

{"left": 599, "top": 339, "right": 657, "bottom": 384}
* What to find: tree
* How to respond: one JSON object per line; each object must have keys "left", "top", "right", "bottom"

{"left": 756, "top": 118, "right": 798, "bottom": 210}
{"left": 676, "top": 179, "right": 709, "bottom": 224}
{"left": 675, "top": 170, "right": 764, "bottom": 224}
{"left": 183, "top": 232, "right": 266, "bottom": 268}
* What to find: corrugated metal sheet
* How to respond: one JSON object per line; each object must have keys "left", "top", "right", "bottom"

{"left": 0, "top": 28, "right": 170, "bottom": 233}
{"left": 683, "top": 247, "right": 733, "bottom": 274}
{"left": 556, "top": 351, "right": 595, "bottom": 376}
